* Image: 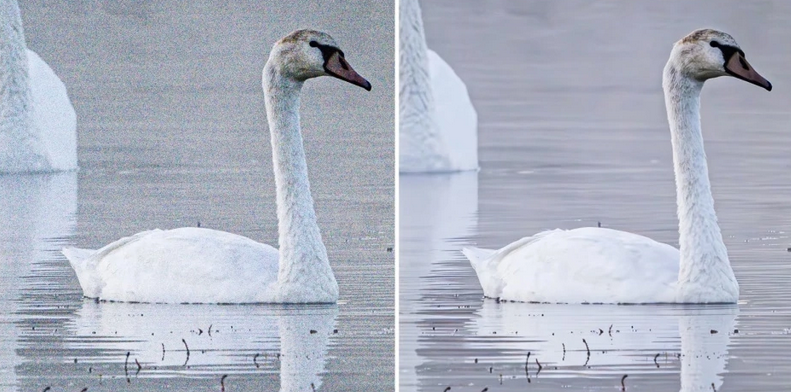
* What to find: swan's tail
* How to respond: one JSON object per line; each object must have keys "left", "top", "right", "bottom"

{"left": 462, "top": 231, "right": 561, "bottom": 299}
{"left": 62, "top": 247, "right": 100, "bottom": 298}
{"left": 461, "top": 246, "right": 502, "bottom": 298}
{"left": 461, "top": 247, "right": 496, "bottom": 270}
{"left": 62, "top": 229, "right": 162, "bottom": 299}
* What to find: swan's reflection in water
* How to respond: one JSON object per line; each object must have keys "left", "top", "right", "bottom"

{"left": 68, "top": 303, "right": 338, "bottom": 391}
{"left": 0, "top": 172, "right": 77, "bottom": 388}
{"left": 0, "top": 173, "right": 77, "bottom": 261}
{"left": 399, "top": 171, "right": 478, "bottom": 288}
{"left": 399, "top": 171, "right": 479, "bottom": 388}
{"left": 472, "top": 302, "right": 735, "bottom": 391}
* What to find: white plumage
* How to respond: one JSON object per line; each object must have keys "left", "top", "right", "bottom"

{"left": 64, "top": 228, "right": 280, "bottom": 303}
{"left": 464, "top": 29, "right": 772, "bottom": 304}
{"left": 399, "top": 0, "right": 478, "bottom": 173}
{"left": 465, "top": 228, "right": 679, "bottom": 303}
{"left": 63, "top": 30, "right": 372, "bottom": 304}
{"left": 0, "top": 0, "right": 76, "bottom": 173}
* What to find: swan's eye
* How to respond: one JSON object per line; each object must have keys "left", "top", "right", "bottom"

{"left": 309, "top": 41, "right": 319, "bottom": 47}
{"left": 710, "top": 41, "right": 721, "bottom": 48}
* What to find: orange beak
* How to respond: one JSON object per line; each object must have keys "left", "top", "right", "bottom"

{"left": 725, "top": 52, "right": 772, "bottom": 91}
{"left": 324, "top": 51, "right": 372, "bottom": 91}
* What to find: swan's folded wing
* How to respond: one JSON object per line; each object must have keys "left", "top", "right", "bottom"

{"left": 65, "top": 228, "right": 279, "bottom": 303}
{"left": 491, "top": 228, "right": 679, "bottom": 304}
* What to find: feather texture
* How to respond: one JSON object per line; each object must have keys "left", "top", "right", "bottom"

{"left": 462, "top": 29, "right": 763, "bottom": 304}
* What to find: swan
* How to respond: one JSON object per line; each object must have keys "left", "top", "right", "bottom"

{"left": 399, "top": 0, "right": 478, "bottom": 173}
{"left": 0, "top": 0, "right": 77, "bottom": 173}
{"left": 61, "top": 29, "right": 371, "bottom": 304}
{"left": 462, "top": 29, "right": 772, "bottom": 304}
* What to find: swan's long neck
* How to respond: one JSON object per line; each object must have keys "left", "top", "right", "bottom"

{"left": 398, "top": 0, "right": 450, "bottom": 172}
{"left": 663, "top": 60, "right": 738, "bottom": 303}
{"left": 262, "top": 63, "right": 338, "bottom": 302}
{"left": 0, "top": 0, "right": 48, "bottom": 172}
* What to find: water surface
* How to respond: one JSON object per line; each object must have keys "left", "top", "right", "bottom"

{"left": 2, "top": 1, "right": 394, "bottom": 390}
{"left": 401, "top": 1, "right": 791, "bottom": 391}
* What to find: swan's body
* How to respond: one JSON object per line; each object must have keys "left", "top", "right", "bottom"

{"left": 63, "top": 30, "right": 371, "bottom": 304}
{"left": 399, "top": 0, "right": 477, "bottom": 173}
{"left": 63, "top": 228, "right": 280, "bottom": 303}
{"left": 465, "top": 228, "right": 680, "bottom": 304}
{"left": 464, "top": 29, "right": 772, "bottom": 304}
{"left": 0, "top": 0, "right": 76, "bottom": 173}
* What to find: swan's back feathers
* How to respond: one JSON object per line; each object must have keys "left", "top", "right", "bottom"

{"left": 398, "top": 0, "right": 477, "bottom": 173}
{"left": 399, "top": 50, "right": 479, "bottom": 173}
{"left": 0, "top": 50, "right": 77, "bottom": 173}
{"left": 0, "top": 0, "right": 76, "bottom": 173}
{"left": 428, "top": 50, "right": 478, "bottom": 172}
{"left": 62, "top": 228, "right": 281, "bottom": 303}
{"left": 27, "top": 50, "right": 77, "bottom": 171}
{"left": 465, "top": 228, "right": 680, "bottom": 304}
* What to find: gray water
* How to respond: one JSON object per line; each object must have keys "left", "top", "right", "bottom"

{"left": 2, "top": 1, "right": 394, "bottom": 391}
{"left": 401, "top": 1, "right": 791, "bottom": 391}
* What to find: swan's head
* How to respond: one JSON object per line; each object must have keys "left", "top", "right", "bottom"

{"left": 668, "top": 29, "right": 771, "bottom": 91}
{"left": 267, "top": 29, "right": 371, "bottom": 91}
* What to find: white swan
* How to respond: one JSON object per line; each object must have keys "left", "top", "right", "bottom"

{"left": 61, "top": 30, "right": 371, "bottom": 304}
{"left": 399, "top": 0, "right": 478, "bottom": 173}
{"left": 0, "top": 0, "right": 77, "bottom": 173}
{"left": 463, "top": 29, "right": 772, "bottom": 304}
